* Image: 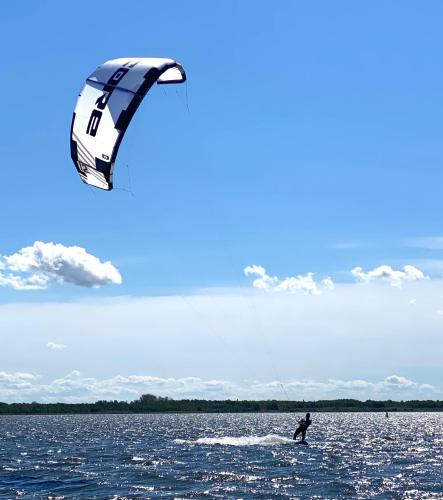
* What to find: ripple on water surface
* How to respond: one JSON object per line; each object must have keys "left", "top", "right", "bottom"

{"left": 1, "top": 413, "right": 443, "bottom": 498}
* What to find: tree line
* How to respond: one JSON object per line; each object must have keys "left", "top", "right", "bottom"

{"left": 1, "top": 394, "right": 443, "bottom": 414}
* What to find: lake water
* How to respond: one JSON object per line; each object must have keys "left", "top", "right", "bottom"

{"left": 1, "top": 412, "right": 442, "bottom": 498}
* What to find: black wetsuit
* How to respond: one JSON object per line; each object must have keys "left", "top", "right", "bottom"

{"left": 293, "top": 414, "right": 312, "bottom": 441}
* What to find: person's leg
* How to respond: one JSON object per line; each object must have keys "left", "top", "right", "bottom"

{"left": 293, "top": 428, "right": 301, "bottom": 440}
{"left": 301, "top": 431, "right": 306, "bottom": 442}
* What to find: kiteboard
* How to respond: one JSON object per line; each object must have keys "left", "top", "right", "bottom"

{"left": 294, "top": 440, "right": 308, "bottom": 445}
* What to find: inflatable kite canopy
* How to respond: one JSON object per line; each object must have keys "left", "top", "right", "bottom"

{"left": 70, "top": 57, "right": 186, "bottom": 190}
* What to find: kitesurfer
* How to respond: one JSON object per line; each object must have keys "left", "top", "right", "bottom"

{"left": 293, "top": 412, "right": 312, "bottom": 442}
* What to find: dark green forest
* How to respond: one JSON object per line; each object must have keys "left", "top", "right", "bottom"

{"left": 1, "top": 394, "right": 443, "bottom": 414}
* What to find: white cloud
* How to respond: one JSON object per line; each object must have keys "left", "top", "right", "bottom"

{"left": 351, "top": 264, "right": 427, "bottom": 287}
{"left": 244, "top": 265, "right": 334, "bottom": 295}
{"left": 253, "top": 374, "right": 440, "bottom": 400}
{"left": 0, "top": 372, "right": 38, "bottom": 392}
{"left": 0, "top": 241, "right": 122, "bottom": 290}
{"left": 47, "top": 342, "right": 66, "bottom": 350}
{"left": 2, "top": 280, "right": 443, "bottom": 388}
{"left": 0, "top": 370, "right": 440, "bottom": 403}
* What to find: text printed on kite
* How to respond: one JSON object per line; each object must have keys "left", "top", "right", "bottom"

{"left": 70, "top": 57, "right": 186, "bottom": 191}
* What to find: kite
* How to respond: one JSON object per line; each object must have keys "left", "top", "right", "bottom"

{"left": 70, "top": 58, "right": 186, "bottom": 190}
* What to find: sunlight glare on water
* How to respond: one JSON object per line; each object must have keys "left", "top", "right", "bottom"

{"left": 1, "top": 412, "right": 442, "bottom": 498}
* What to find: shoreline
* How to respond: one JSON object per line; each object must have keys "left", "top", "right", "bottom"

{"left": 2, "top": 395, "right": 443, "bottom": 415}
{"left": 1, "top": 409, "right": 443, "bottom": 416}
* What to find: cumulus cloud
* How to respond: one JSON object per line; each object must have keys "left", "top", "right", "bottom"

{"left": 0, "top": 371, "right": 440, "bottom": 403}
{"left": 0, "top": 241, "right": 122, "bottom": 290}
{"left": 47, "top": 342, "right": 66, "bottom": 350}
{"left": 0, "top": 371, "right": 38, "bottom": 393}
{"left": 252, "top": 374, "right": 439, "bottom": 400}
{"left": 351, "top": 264, "right": 427, "bottom": 287}
{"left": 244, "top": 265, "right": 334, "bottom": 295}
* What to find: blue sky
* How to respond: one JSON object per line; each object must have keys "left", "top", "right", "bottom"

{"left": 1, "top": 1, "right": 443, "bottom": 401}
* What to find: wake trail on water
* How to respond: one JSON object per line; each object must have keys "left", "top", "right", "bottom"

{"left": 174, "top": 434, "right": 294, "bottom": 446}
